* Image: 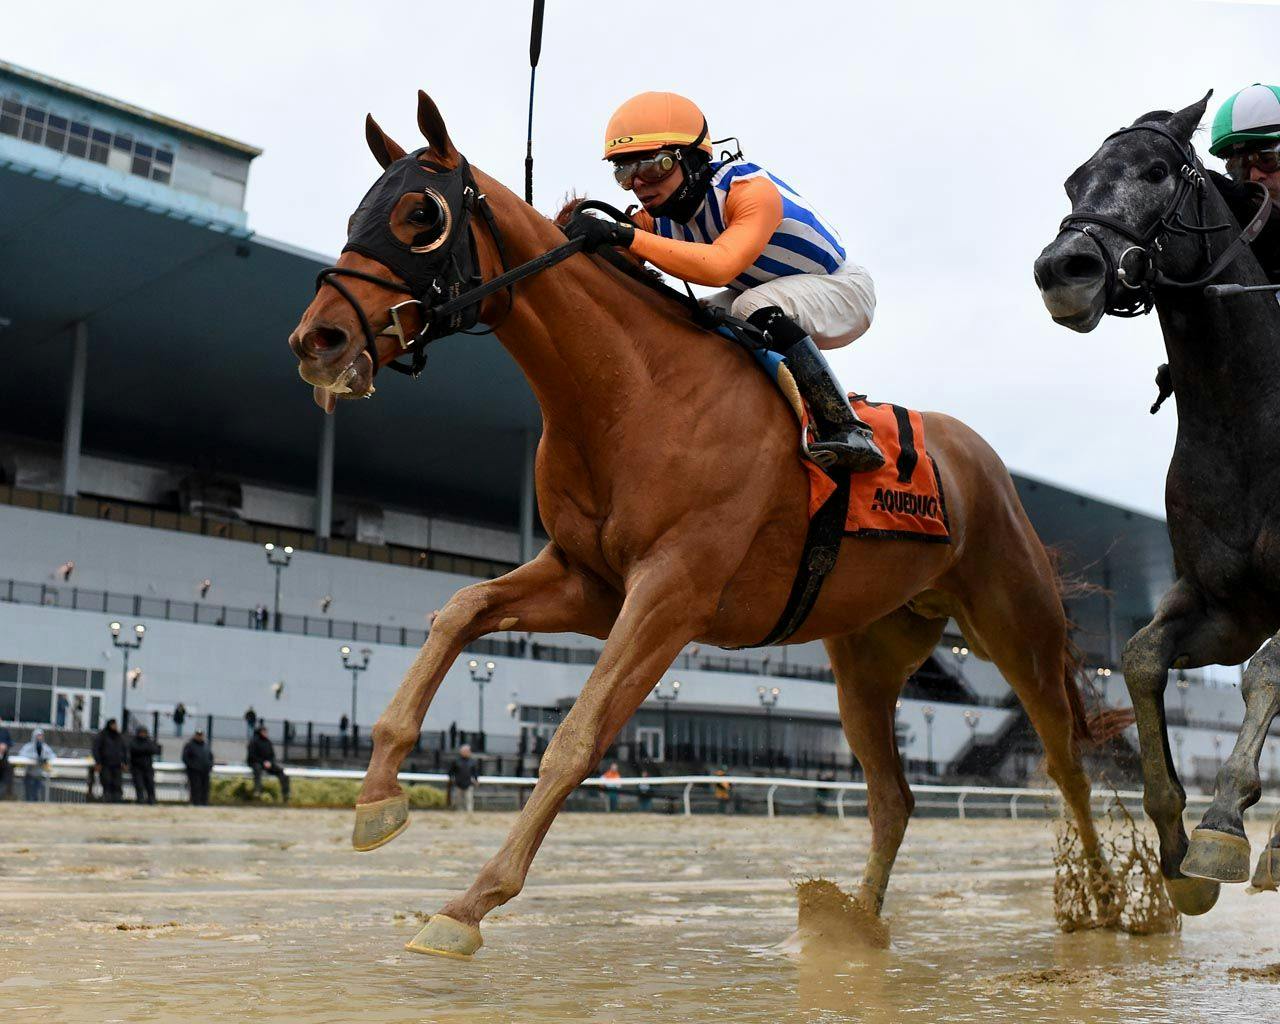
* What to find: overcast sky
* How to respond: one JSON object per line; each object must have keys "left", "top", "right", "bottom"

{"left": 8, "top": 0, "right": 1278, "bottom": 516}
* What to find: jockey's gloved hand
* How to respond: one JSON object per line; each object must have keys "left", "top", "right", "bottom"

{"left": 563, "top": 212, "right": 635, "bottom": 252}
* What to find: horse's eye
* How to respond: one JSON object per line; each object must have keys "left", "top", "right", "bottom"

{"left": 1145, "top": 163, "right": 1169, "bottom": 184}
{"left": 409, "top": 205, "right": 440, "bottom": 227}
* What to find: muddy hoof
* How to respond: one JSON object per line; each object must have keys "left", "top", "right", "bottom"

{"left": 404, "top": 914, "right": 483, "bottom": 960}
{"left": 1250, "top": 845, "right": 1280, "bottom": 893}
{"left": 1181, "top": 827, "right": 1251, "bottom": 884}
{"left": 1164, "top": 874, "right": 1220, "bottom": 916}
{"left": 352, "top": 793, "right": 410, "bottom": 852}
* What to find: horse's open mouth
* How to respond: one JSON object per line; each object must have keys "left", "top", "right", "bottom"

{"left": 301, "top": 351, "right": 374, "bottom": 413}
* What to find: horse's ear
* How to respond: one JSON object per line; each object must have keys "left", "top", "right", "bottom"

{"left": 417, "top": 90, "right": 460, "bottom": 167}
{"left": 365, "top": 114, "right": 406, "bottom": 169}
{"left": 1167, "top": 90, "right": 1213, "bottom": 144}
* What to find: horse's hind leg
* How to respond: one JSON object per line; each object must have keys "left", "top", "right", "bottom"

{"left": 825, "top": 608, "right": 945, "bottom": 915}
{"left": 946, "top": 547, "right": 1106, "bottom": 887}
{"left": 1183, "top": 635, "right": 1280, "bottom": 885}
{"left": 354, "top": 544, "right": 619, "bottom": 850}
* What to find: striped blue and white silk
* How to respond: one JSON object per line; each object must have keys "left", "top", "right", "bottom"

{"left": 649, "top": 159, "right": 847, "bottom": 292}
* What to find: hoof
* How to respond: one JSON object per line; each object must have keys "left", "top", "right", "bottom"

{"left": 1250, "top": 844, "right": 1280, "bottom": 893}
{"left": 1181, "top": 827, "right": 1251, "bottom": 884}
{"left": 1164, "top": 874, "right": 1221, "bottom": 915}
{"left": 352, "top": 793, "right": 410, "bottom": 852}
{"left": 404, "top": 914, "right": 483, "bottom": 960}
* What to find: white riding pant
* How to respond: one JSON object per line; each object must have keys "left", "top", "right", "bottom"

{"left": 702, "top": 261, "right": 877, "bottom": 350}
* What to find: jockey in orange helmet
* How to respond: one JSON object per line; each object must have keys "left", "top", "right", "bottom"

{"left": 564, "top": 91, "right": 883, "bottom": 472}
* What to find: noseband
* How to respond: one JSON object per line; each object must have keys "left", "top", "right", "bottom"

{"left": 314, "top": 153, "right": 514, "bottom": 379}
{"left": 1059, "top": 122, "right": 1271, "bottom": 317}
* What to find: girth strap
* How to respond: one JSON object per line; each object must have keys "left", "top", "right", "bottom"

{"left": 746, "top": 467, "right": 852, "bottom": 648}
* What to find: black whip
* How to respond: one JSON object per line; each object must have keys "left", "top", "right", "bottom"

{"left": 524, "top": 0, "right": 546, "bottom": 206}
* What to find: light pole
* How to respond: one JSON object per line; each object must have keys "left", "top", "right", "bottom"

{"left": 109, "top": 621, "right": 145, "bottom": 732}
{"left": 263, "top": 543, "right": 293, "bottom": 632}
{"left": 950, "top": 644, "right": 970, "bottom": 685}
{"left": 653, "top": 680, "right": 680, "bottom": 762}
{"left": 922, "top": 705, "right": 936, "bottom": 773}
{"left": 758, "top": 685, "right": 780, "bottom": 769}
{"left": 468, "top": 659, "right": 496, "bottom": 751}
{"left": 1176, "top": 670, "right": 1190, "bottom": 722}
{"left": 963, "top": 708, "right": 982, "bottom": 752}
{"left": 340, "top": 645, "right": 371, "bottom": 745}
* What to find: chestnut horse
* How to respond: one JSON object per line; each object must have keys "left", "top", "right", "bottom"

{"left": 289, "top": 92, "right": 1101, "bottom": 959}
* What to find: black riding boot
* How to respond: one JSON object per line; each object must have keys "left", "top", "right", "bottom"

{"left": 747, "top": 307, "right": 885, "bottom": 472}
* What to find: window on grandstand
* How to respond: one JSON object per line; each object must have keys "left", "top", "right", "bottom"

{"left": 0, "top": 97, "right": 173, "bottom": 185}
{"left": 0, "top": 660, "right": 105, "bottom": 725}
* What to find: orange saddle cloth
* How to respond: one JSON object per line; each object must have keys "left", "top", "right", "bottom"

{"left": 805, "top": 398, "right": 950, "bottom": 542}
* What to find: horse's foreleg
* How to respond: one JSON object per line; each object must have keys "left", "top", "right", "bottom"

{"left": 1119, "top": 581, "right": 1255, "bottom": 915}
{"left": 404, "top": 566, "right": 710, "bottom": 959}
{"left": 1183, "top": 636, "right": 1280, "bottom": 885}
{"left": 353, "top": 545, "right": 619, "bottom": 851}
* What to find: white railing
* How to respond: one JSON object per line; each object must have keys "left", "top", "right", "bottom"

{"left": 11, "top": 755, "right": 1280, "bottom": 819}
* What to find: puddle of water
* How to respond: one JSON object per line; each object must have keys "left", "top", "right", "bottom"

{"left": 0, "top": 805, "right": 1277, "bottom": 1022}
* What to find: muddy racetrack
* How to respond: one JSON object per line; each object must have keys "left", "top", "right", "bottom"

{"left": 2, "top": 805, "right": 1278, "bottom": 1023}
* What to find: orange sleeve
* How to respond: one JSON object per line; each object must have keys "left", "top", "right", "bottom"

{"left": 627, "top": 177, "right": 783, "bottom": 287}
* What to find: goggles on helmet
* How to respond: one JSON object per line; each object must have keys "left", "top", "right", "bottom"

{"left": 611, "top": 151, "right": 678, "bottom": 189}
{"left": 1225, "top": 142, "right": 1280, "bottom": 181}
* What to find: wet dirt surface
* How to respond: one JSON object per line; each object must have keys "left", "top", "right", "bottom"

{"left": 2, "top": 805, "right": 1278, "bottom": 1023}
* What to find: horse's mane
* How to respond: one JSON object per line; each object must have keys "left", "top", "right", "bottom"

{"left": 546, "top": 192, "right": 700, "bottom": 325}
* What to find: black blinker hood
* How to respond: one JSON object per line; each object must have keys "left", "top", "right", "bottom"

{"left": 341, "top": 148, "right": 483, "bottom": 321}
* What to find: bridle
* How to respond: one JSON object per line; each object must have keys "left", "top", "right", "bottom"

{"left": 314, "top": 160, "right": 626, "bottom": 381}
{"left": 1059, "top": 122, "right": 1271, "bottom": 317}
{"left": 314, "top": 153, "right": 516, "bottom": 379}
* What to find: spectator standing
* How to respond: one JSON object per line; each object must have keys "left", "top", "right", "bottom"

{"left": 449, "top": 743, "right": 480, "bottom": 813}
{"left": 339, "top": 714, "right": 350, "bottom": 756}
{"left": 92, "top": 718, "right": 127, "bottom": 803}
{"left": 637, "top": 769, "right": 654, "bottom": 812}
{"left": 19, "top": 729, "right": 55, "bottom": 801}
{"left": 448, "top": 721, "right": 458, "bottom": 750}
{"left": 244, "top": 706, "right": 257, "bottom": 738}
{"left": 55, "top": 693, "right": 69, "bottom": 728}
{"left": 129, "top": 726, "right": 162, "bottom": 805}
{"left": 182, "top": 728, "right": 214, "bottom": 805}
{"left": 172, "top": 702, "right": 187, "bottom": 737}
{"left": 248, "top": 724, "right": 289, "bottom": 802}
{"left": 714, "top": 766, "right": 732, "bottom": 814}
{"left": 71, "top": 695, "right": 85, "bottom": 732}
{"left": 0, "top": 718, "right": 12, "bottom": 800}
{"left": 601, "top": 762, "right": 622, "bottom": 813}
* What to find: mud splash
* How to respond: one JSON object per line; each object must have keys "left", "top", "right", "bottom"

{"left": 780, "top": 877, "right": 890, "bottom": 955}
{"left": 1053, "top": 791, "right": 1180, "bottom": 935}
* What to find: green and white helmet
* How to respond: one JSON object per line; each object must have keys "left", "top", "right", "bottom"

{"left": 1210, "top": 84, "right": 1280, "bottom": 156}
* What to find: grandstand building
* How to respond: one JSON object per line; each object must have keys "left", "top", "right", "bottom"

{"left": 0, "top": 61, "right": 1254, "bottom": 787}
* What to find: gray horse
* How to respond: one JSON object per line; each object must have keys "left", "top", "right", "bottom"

{"left": 1034, "top": 93, "right": 1280, "bottom": 915}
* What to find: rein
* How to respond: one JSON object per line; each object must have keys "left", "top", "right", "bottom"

{"left": 1059, "top": 122, "right": 1272, "bottom": 317}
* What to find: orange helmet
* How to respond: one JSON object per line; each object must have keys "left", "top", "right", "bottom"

{"left": 603, "top": 92, "right": 712, "bottom": 160}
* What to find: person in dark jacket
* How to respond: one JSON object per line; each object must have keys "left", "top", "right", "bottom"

{"left": 92, "top": 719, "right": 127, "bottom": 803}
{"left": 182, "top": 728, "right": 214, "bottom": 805}
{"left": 0, "top": 718, "right": 13, "bottom": 800}
{"left": 448, "top": 744, "right": 480, "bottom": 813}
{"left": 172, "top": 701, "right": 187, "bottom": 737}
{"left": 129, "top": 727, "right": 162, "bottom": 804}
{"left": 247, "top": 724, "right": 289, "bottom": 802}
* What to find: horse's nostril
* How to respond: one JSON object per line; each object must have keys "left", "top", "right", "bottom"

{"left": 1062, "top": 253, "right": 1104, "bottom": 281}
{"left": 306, "top": 326, "right": 348, "bottom": 353}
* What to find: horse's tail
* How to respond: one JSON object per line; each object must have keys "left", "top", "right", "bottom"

{"left": 1045, "top": 548, "right": 1101, "bottom": 746}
